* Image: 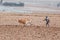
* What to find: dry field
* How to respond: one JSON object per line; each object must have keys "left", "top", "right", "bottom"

{"left": 0, "top": 12, "right": 60, "bottom": 40}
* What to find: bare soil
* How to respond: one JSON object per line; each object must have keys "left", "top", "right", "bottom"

{"left": 0, "top": 12, "right": 60, "bottom": 40}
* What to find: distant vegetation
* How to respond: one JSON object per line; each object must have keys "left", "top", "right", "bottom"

{"left": 57, "top": 2, "right": 60, "bottom": 7}
{"left": 2, "top": 2, "right": 24, "bottom": 7}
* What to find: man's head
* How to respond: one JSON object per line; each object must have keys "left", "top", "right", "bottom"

{"left": 46, "top": 16, "right": 48, "bottom": 19}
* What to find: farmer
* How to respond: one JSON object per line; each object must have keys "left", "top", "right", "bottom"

{"left": 43, "top": 16, "right": 50, "bottom": 27}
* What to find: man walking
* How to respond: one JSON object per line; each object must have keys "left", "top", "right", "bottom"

{"left": 43, "top": 16, "right": 50, "bottom": 27}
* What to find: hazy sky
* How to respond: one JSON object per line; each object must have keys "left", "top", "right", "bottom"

{"left": 3, "top": 0, "right": 60, "bottom": 1}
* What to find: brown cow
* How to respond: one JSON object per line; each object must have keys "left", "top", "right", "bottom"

{"left": 18, "top": 18, "right": 32, "bottom": 26}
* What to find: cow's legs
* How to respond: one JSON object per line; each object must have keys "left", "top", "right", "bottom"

{"left": 24, "top": 21, "right": 32, "bottom": 26}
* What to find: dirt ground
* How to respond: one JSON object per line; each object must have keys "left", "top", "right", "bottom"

{"left": 0, "top": 12, "right": 60, "bottom": 40}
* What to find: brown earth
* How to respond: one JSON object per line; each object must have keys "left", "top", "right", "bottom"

{"left": 0, "top": 12, "right": 60, "bottom": 40}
